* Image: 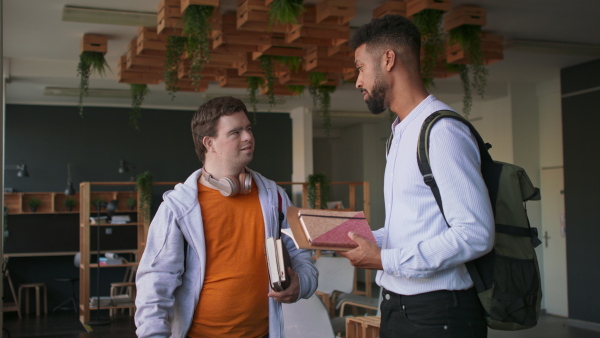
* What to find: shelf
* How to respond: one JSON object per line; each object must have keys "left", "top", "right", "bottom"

{"left": 4, "top": 191, "right": 138, "bottom": 215}
{"left": 89, "top": 263, "right": 138, "bottom": 268}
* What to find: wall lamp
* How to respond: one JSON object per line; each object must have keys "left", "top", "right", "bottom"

{"left": 5, "top": 164, "right": 29, "bottom": 177}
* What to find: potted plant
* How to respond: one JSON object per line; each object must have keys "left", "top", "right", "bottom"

{"left": 164, "top": 36, "right": 187, "bottom": 99}
{"left": 130, "top": 84, "right": 149, "bottom": 131}
{"left": 126, "top": 197, "right": 137, "bottom": 211}
{"left": 411, "top": 9, "right": 446, "bottom": 88}
{"left": 181, "top": 5, "right": 215, "bottom": 88}
{"left": 309, "top": 72, "right": 336, "bottom": 136}
{"left": 28, "top": 198, "right": 41, "bottom": 212}
{"left": 307, "top": 174, "right": 330, "bottom": 209}
{"left": 91, "top": 197, "right": 105, "bottom": 210}
{"left": 77, "top": 51, "right": 110, "bottom": 116}
{"left": 64, "top": 197, "right": 77, "bottom": 212}
{"left": 268, "top": 0, "right": 304, "bottom": 26}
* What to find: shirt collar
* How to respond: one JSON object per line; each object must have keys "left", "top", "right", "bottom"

{"left": 390, "top": 94, "right": 436, "bottom": 134}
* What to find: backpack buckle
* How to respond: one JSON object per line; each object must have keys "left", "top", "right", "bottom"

{"left": 423, "top": 173, "right": 434, "bottom": 184}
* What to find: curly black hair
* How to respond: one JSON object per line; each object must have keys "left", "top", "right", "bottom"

{"left": 349, "top": 14, "right": 421, "bottom": 66}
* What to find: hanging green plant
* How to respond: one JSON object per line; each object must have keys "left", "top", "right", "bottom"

{"left": 259, "top": 55, "right": 276, "bottom": 107}
{"left": 307, "top": 173, "right": 330, "bottom": 209}
{"left": 136, "top": 171, "right": 154, "bottom": 222}
{"left": 164, "top": 36, "right": 186, "bottom": 99}
{"left": 449, "top": 25, "right": 488, "bottom": 99}
{"left": 286, "top": 85, "right": 305, "bottom": 96}
{"left": 247, "top": 76, "right": 264, "bottom": 121}
{"left": 77, "top": 51, "right": 109, "bottom": 116}
{"left": 130, "top": 84, "right": 149, "bottom": 131}
{"left": 182, "top": 5, "right": 214, "bottom": 89}
{"left": 268, "top": 0, "right": 304, "bottom": 26}
{"left": 411, "top": 9, "right": 445, "bottom": 89}
{"left": 272, "top": 55, "right": 303, "bottom": 73}
{"left": 309, "top": 72, "right": 335, "bottom": 136}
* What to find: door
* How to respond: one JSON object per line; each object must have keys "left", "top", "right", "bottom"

{"left": 541, "top": 167, "right": 568, "bottom": 317}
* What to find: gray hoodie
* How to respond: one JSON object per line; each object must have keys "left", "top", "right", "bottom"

{"left": 135, "top": 169, "right": 318, "bottom": 337}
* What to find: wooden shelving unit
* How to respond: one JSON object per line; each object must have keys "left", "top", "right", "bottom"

{"left": 78, "top": 182, "right": 146, "bottom": 325}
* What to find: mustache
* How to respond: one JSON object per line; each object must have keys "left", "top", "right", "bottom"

{"left": 360, "top": 88, "right": 368, "bottom": 94}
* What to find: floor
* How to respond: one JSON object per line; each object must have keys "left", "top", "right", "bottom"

{"left": 3, "top": 310, "right": 600, "bottom": 338}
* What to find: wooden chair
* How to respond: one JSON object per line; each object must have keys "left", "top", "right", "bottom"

{"left": 2, "top": 269, "right": 21, "bottom": 318}
{"left": 18, "top": 282, "right": 48, "bottom": 317}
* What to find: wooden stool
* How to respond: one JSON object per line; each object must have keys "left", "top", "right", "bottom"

{"left": 346, "top": 316, "right": 381, "bottom": 338}
{"left": 109, "top": 282, "right": 136, "bottom": 317}
{"left": 18, "top": 282, "right": 48, "bottom": 316}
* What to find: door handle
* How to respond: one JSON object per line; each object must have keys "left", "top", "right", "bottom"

{"left": 544, "top": 231, "right": 551, "bottom": 248}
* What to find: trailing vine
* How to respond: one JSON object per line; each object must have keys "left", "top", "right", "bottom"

{"left": 268, "top": 0, "right": 304, "bottom": 26}
{"left": 450, "top": 25, "right": 488, "bottom": 98}
{"left": 77, "top": 51, "right": 109, "bottom": 116}
{"left": 411, "top": 9, "right": 445, "bottom": 89}
{"left": 307, "top": 173, "right": 330, "bottom": 209}
{"left": 247, "top": 76, "right": 264, "bottom": 121}
{"left": 273, "top": 55, "right": 303, "bottom": 73}
{"left": 309, "top": 72, "right": 335, "bottom": 136}
{"left": 259, "top": 55, "right": 276, "bottom": 107}
{"left": 130, "top": 84, "right": 149, "bottom": 131}
{"left": 136, "top": 171, "right": 154, "bottom": 222}
{"left": 286, "top": 85, "right": 305, "bottom": 96}
{"left": 164, "top": 36, "right": 186, "bottom": 99}
{"left": 182, "top": 5, "right": 214, "bottom": 89}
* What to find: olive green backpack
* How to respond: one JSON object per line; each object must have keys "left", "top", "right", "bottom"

{"left": 416, "top": 110, "right": 543, "bottom": 330}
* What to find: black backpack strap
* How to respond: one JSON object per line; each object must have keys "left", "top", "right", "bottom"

{"left": 417, "top": 110, "right": 492, "bottom": 228}
{"left": 277, "top": 191, "right": 285, "bottom": 239}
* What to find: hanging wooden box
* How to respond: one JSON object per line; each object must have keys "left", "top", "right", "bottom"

{"left": 180, "top": 0, "right": 219, "bottom": 13}
{"left": 285, "top": 25, "right": 349, "bottom": 47}
{"left": 251, "top": 46, "right": 305, "bottom": 61}
{"left": 238, "top": 59, "right": 265, "bottom": 77}
{"left": 373, "top": 1, "right": 407, "bottom": 18}
{"left": 406, "top": 0, "right": 451, "bottom": 17}
{"left": 118, "top": 56, "right": 163, "bottom": 84}
{"left": 213, "top": 14, "right": 273, "bottom": 51}
{"left": 327, "top": 43, "right": 353, "bottom": 58}
{"left": 443, "top": 5, "right": 486, "bottom": 32}
{"left": 80, "top": 34, "right": 108, "bottom": 55}
{"left": 237, "top": 0, "right": 291, "bottom": 33}
{"left": 343, "top": 67, "right": 358, "bottom": 81}
{"left": 278, "top": 70, "right": 310, "bottom": 86}
{"left": 158, "top": 0, "right": 183, "bottom": 36}
{"left": 305, "top": 46, "right": 353, "bottom": 72}
{"left": 175, "top": 79, "right": 210, "bottom": 92}
{"left": 260, "top": 84, "right": 297, "bottom": 96}
{"left": 446, "top": 33, "right": 503, "bottom": 65}
{"left": 432, "top": 61, "right": 458, "bottom": 78}
{"left": 218, "top": 69, "right": 249, "bottom": 88}
{"left": 127, "top": 39, "right": 165, "bottom": 70}
{"left": 137, "top": 27, "right": 167, "bottom": 57}
{"left": 177, "top": 59, "right": 223, "bottom": 80}
{"left": 316, "top": 0, "right": 356, "bottom": 25}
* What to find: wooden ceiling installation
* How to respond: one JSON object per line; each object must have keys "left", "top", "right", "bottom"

{"left": 115, "top": 0, "right": 503, "bottom": 96}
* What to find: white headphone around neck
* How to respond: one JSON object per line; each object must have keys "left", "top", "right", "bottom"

{"left": 201, "top": 167, "right": 252, "bottom": 197}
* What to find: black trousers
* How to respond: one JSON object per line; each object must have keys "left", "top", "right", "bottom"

{"left": 379, "top": 287, "right": 487, "bottom": 338}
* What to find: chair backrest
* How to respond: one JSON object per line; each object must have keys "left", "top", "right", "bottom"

{"left": 283, "top": 295, "right": 335, "bottom": 338}
{"left": 314, "top": 256, "right": 355, "bottom": 295}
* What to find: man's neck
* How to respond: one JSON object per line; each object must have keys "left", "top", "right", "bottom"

{"left": 387, "top": 73, "right": 429, "bottom": 121}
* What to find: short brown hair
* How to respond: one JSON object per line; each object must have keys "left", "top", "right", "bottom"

{"left": 191, "top": 96, "right": 249, "bottom": 163}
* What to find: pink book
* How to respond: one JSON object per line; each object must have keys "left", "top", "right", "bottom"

{"left": 297, "top": 209, "right": 376, "bottom": 248}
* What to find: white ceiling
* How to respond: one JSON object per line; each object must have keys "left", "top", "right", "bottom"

{"left": 3, "top": 0, "right": 600, "bottom": 130}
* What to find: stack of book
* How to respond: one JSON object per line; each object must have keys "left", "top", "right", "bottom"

{"left": 110, "top": 215, "right": 131, "bottom": 224}
{"left": 90, "top": 216, "right": 108, "bottom": 225}
{"left": 99, "top": 253, "right": 125, "bottom": 266}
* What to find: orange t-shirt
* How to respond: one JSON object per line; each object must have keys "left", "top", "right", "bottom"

{"left": 187, "top": 180, "right": 269, "bottom": 338}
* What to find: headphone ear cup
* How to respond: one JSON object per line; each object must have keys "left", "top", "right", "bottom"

{"left": 238, "top": 172, "right": 252, "bottom": 194}
{"left": 219, "top": 176, "right": 239, "bottom": 197}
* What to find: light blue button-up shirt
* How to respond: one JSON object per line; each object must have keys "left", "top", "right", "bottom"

{"left": 374, "top": 95, "right": 494, "bottom": 296}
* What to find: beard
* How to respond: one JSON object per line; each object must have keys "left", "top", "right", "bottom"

{"left": 364, "top": 71, "right": 389, "bottom": 115}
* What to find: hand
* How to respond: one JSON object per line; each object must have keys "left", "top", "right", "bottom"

{"left": 338, "top": 231, "right": 383, "bottom": 270}
{"left": 268, "top": 267, "right": 300, "bottom": 303}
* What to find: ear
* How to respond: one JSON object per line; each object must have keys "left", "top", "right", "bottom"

{"left": 202, "top": 136, "right": 213, "bottom": 151}
{"left": 383, "top": 49, "right": 396, "bottom": 72}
